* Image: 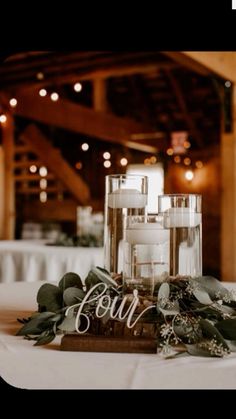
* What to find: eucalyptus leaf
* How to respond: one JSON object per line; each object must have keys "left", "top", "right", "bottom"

{"left": 85, "top": 270, "right": 102, "bottom": 290}
{"left": 158, "top": 283, "right": 170, "bottom": 301}
{"left": 186, "top": 343, "right": 214, "bottom": 357}
{"left": 58, "top": 315, "right": 77, "bottom": 332}
{"left": 91, "top": 267, "right": 117, "bottom": 287}
{"left": 193, "top": 289, "right": 212, "bottom": 305}
{"left": 58, "top": 272, "right": 83, "bottom": 291}
{"left": 199, "top": 318, "right": 229, "bottom": 350}
{"left": 215, "top": 318, "right": 236, "bottom": 340}
{"left": 34, "top": 330, "right": 55, "bottom": 346}
{"left": 157, "top": 300, "right": 179, "bottom": 317}
{"left": 37, "top": 284, "right": 63, "bottom": 312}
{"left": 16, "top": 312, "right": 56, "bottom": 336}
{"left": 193, "top": 277, "right": 231, "bottom": 300}
{"left": 63, "top": 287, "right": 85, "bottom": 306}
{"left": 225, "top": 340, "right": 236, "bottom": 352}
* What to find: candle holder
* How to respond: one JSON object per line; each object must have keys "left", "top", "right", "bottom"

{"left": 104, "top": 174, "right": 148, "bottom": 274}
{"left": 158, "top": 194, "right": 202, "bottom": 278}
{"left": 123, "top": 215, "right": 170, "bottom": 298}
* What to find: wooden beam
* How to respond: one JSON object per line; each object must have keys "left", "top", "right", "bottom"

{"left": 22, "top": 198, "right": 104, "bottom": 221}
{"left": 22, "top": 199, "right": 77, "bottom": 221}
{"left": 166, "top": 70, "right": 204, "bottom": 148}
{"left": 221, "top": 84, "right": 236, "bottom": 281}
{"left": 162, "top": 52, "right": 210, "bottom": 76}
{"left": 1, "top": 113, "right": 15, "bottom": 239}
{"left": 14, "top": 159, "right": 42, "bottom": 168}
{"left": 14, "top": 91, "right": 160, "bottom": 153}
{"left": 14, "top": 173, "right": 55, "bottom": 181}
{"left": 93, "top": 78, "right": 108, "bottom": 112}
{"left": 181, "top": 52, "right": 236, "bottom": 82}
{"left": 20, "top": 124, "right": 90, "bottom": 204}
{"left": 16, "top": 186, "right": 66, "bottom": 194}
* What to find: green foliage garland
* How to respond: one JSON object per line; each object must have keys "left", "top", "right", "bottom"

{"left": 16, "top": 268, "right": 236, "bottom": 358}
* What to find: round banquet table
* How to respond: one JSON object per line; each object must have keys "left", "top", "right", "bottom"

{"left": 0, "top": 280, "right": 236, "bottom": 390}
{"left": 0, "top": 240, "right": 104, "bottom": 283}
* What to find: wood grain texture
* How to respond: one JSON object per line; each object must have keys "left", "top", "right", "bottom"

{"left": 61, "top": 334, "right": 157, "bottom": 353}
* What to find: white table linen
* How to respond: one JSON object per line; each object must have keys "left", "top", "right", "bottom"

{"left": 0, "top": 240, "right": 104, "bottom": 283}
{"left": 0, "top": 281, "right": 236, "bottom": 390}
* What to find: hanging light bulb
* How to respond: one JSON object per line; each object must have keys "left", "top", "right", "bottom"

{"left": 74, "top": 82, "right": 82, "bottom": 92}
{"left": 50, "top": 92, "right": 59, "bottom": 102}
{"left": 39, "top": 88, "right": 47, "bottom": 97}
{"left": 0, "top": 114, "right": 7, "bottom": 123}
{"left": 9, "top": 98, "right": 17, "bottom": 107}
{"left": 120, "top": 157, "right": 128, "bottom": 166}
{"left": 185, "top": 170, "right": 194, "bottom": 181}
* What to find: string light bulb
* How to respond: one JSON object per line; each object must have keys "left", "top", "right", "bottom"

{"left": 225, "top": 80, "right": 231, "bottom": 88}
{"left": 195, "top": 160, "right": 203, "bottom": 169}
{"left": 103, "top": 152, "right": 111, "bottom": 160}
{"left": 174, "top": 155, "right": 181, "bottom": 163}
{"left": 120, "top": 157, "right": 128, "bottom": 166}
{"left": 184, "top": 141, "right": 191, "bottom": 149}
{"left": 39, "top": 166, "right": 48, "bottom": 177}
{"left": 74, "top": 82, "right": 82, "bottom": 92}
{"left": 184, "top": 157, "right": 191, "bottom": 166}
{"left": 29, "top": 165, "right": 37, "bottom": 173}
{"left": 166, "top": 148, "right": 174, "bottom": 156}
{"left": 39, "top": 88, "right": 47, "bottom": 97}
{"left": 185, "top": 170, "right": 194, "bottom": 181}
{"left": 40, "top": 191, "right": 47, "bottom": 203}
{"left": 9, "top": 98, "right": 17, "bottom": 107}
{"left": 50, "top": 92, "right": 59, "bottom": 102}
{"left": 0, "top": 114, "right": 7, "bottom": 123}
{"left": 36, "top": 72, "right": 44, "bottom": 80}
{"left": 104, "top": 160, "right": 111, "bottom": 168}
{"left": 40, "top": 179, "right": 47, "bottom": 189}
{"left": 75, "top": 162, "right": 83, "bottom": 170}
{"left": 81, "top": 143, "right": 89, "bottom": 151}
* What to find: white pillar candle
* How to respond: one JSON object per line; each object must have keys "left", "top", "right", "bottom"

{"left": 163, "top": 207, "right": 201, "bottom": 228}
{"left": 108, "top": 188, "right": 147, "bottom": 209}
{"left": 126, "top": 222, "right": 169, "bottom": 244}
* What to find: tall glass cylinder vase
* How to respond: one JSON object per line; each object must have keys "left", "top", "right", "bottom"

{"left": 104, "top": 174, "right": 148, "bottom": 275}
{"left": 158, "top": 194, "right": 202, "bottom": 278}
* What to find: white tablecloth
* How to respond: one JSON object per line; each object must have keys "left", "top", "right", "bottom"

{"left": 0, "top": 281, "right": 236, "bottom": 389}
{"left": 0, "top": 240, "right": 104, "bottom": 283}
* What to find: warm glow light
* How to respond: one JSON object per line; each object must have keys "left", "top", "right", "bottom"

{"left": 0, "top": 114, "right": 7, "bottom": 123}
{"left": 150, "top": 156, "right": 157, "bottom": 164}
{"left": 74, "top": 82, "right": 82, "bottom": 92}
{"left": 184, "top": 140, "right": 191, "bottom": 149}
{"left": 75, "top": 161, "right": 83, "bottom": 170}
{"left": 103, "top": 152, "right": 111, "bottom": 160}
{"left": 51, "top": 92, "right": 59, "bottom": 101}
{"left": 37, "top": 72, "right": 44, "bottom": 80}
{"left": 81, "top": 143, "right": 89, "bottom": 151}
{"left": 104, "top": 160, "right": 111, "bottom": 168}
{"left": 195, "top": 160, "right": 203, "bottom": 169}
{"left": 9, "top": 98, "right": 17, "bottom": 107}
{"left": 174, "top": 155, "right": 181, "bottom": 163}
{"left": 166, "top": 148, "right": 174, "bottom": 156}
{"left": 184, "top": 157, "right": 191, "bottom": 166}
{"left": 40, "top": 191, "right": 47, "bottom": 203}
{"left": 225, "top": 80, "right": 231, "bottom": 88}
{"left": 185, "top": 170, "right": 194, "bottom": 181}
{"left": 39, "top": 166, "right": 48, "bottom": 177}
{"left": 39, "top": 88, "right": 47, "bottom": 97}
{"left": 29, "top": 165, "right": 37, "bottom": 173}
{"left": 120, "top": 157, "right": 128, "bottom": 166}
{"left": 144, "top": 158, "right": 150, "bottom": 165}
{"left": 40, "top": 178, "right": 47, "bottom": 189}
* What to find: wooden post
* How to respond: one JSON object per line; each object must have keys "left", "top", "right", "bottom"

{"left": 1, "top": 113, "right": 15, "bottom": 239}
{"left": 93, "top": 78, "right": 108, "bottom": 112}
{"left": 221, "top": 84, "right": 236, "bottom": 281}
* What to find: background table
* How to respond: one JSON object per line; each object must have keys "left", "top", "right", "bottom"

{"left": 0, "top": 240, "right": 104, "bottom": 283}
{"left": 1, "top": 280, "right": 236, "bottom": 389}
